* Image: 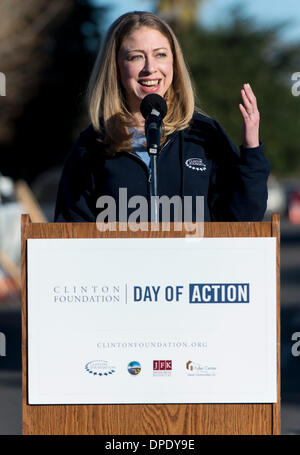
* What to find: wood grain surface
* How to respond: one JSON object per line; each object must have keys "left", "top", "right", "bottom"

{"left": 21, "top": 215, "right": 280, "bottom": 435}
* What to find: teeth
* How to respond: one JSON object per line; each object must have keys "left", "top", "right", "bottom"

{"left": 140, "top": 80, "right": 159, "bottom": 86}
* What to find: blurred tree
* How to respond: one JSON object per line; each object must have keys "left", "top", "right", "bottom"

{"left": 156, "top": 0, "right": 206, "bottom": 29}
{"left": 174, "top": 7, "right": 300, "bottom": 176}
{"left": 0, "top": 0, "right": 72, "bottom": 144}
{"left": 0, "top": 0, "right": 106, "bottom": 182}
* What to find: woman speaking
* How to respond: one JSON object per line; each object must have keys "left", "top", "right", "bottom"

{"left": 54, "top": 11, "right": 269, "bottom": 223}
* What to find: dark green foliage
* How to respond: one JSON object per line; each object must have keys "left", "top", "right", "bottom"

{"left": 176, "top": 8, "right": 300, "bottom": 176}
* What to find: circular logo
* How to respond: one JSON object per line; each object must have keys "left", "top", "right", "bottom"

{"left": 85, "top": 360, "right": 116, "bottom": 376}
{"left": 127, "top": 361, "right": 141, "bottom": 375}
{"left": 185, "top": 158, "right": 207, "bottom": 171}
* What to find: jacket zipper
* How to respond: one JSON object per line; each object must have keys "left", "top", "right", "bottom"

{"left": 123, "top": 135, "right": 176, "bottom": 218}
{"left": 124, "top": 137, "right": 173, "bottom": 183}
{"left": 124, "top": 135, "right": 176, "bottom": 221}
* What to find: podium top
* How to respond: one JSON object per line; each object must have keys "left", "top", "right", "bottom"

{"left": 21, "top": 213, "right": 280, "bottom": 240}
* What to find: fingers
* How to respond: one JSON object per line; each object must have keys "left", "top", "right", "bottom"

{"left": 240, "top": 83, "right": 258, "bottom": 114}
{"left": 238, "top": 102, "right": 249, "bottom": 119}
{"left": 239, "top": 83, "right": 260, "bottom": 148}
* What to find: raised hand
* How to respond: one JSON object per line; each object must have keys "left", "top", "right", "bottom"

{"left": 239, "top": 83, "right": 260, "bottom": 148}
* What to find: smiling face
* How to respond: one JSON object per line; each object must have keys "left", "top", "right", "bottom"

{"left": 117, "top": 26, "right": 173, "bottom": 116}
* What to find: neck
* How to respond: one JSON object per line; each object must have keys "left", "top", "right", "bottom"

{"left": 129, "top": 109, "right": 145, "bottom": 131}
{"left": 126, "top": 98, "right": 145, "bottom": 130}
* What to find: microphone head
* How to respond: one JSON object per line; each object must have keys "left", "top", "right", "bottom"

{"left": 140, "top": 94, "right": 167, "bottom": 120}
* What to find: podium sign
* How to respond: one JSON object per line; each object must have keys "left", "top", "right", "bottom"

{"left": 27, "top": 237, "right": 276, "bottom": 405}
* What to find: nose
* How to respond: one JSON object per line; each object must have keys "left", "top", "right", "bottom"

{"left": 142, "top": 56, "right": 156, "bottom": 74}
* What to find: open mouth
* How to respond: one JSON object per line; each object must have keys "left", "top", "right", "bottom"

{"left": 138, "top": 79, "right": 161, "bottom": 88}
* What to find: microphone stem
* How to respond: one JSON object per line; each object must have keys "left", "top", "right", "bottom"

{"left": 150, "top": 154, "right": 159, "bottom": 222}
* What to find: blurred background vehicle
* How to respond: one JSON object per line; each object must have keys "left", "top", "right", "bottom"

{"left": 288, "top": 189, "right": 300, "bottom": 225}
{"left": 265, "top": 175, "right": 286, "bottom": 220}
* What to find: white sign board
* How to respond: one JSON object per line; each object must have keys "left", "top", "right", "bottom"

{"left": 27, "top": 237, "right": 277, "bottom": 404}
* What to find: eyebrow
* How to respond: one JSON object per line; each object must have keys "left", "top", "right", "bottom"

{"left": 125, "top": 47, "right": 169, "bottom": 53}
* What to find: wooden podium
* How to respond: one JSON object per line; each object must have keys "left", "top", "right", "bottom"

{"left": 21, "top": 214, "right": 280, "bottom": 435}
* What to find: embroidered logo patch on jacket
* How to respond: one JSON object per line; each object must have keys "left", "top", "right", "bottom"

{"left": 185, "top": 158, "right": 207, "bottom": 172}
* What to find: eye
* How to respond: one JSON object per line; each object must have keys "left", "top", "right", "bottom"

{"left": 156, "top": 52, "right": 167, "bottom": 58}
{"left": 128, "top": 54, "right": 143, "bottom": 61}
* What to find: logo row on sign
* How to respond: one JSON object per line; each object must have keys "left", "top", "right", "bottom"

{"left": 85, "top": 360, "right": 217, "bottom": 377}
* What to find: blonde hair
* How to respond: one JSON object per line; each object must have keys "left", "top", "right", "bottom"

{"left": 87, "top": 11, "right": 196, "bottom": 153}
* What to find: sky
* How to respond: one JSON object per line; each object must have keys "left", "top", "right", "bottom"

{"left": 96, "top": 0, "right": 300, "bottom": 44}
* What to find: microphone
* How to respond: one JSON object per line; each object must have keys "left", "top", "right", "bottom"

{"left": 140, "top": 94, "right": 167, "bottom": 156}
{"left": 140, "top": 94, "right": 167, "bottom": 222}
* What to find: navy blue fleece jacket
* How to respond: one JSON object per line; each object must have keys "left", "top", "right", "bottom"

{"left": 54, "top": 112, "right": 270, "bottom": 222}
